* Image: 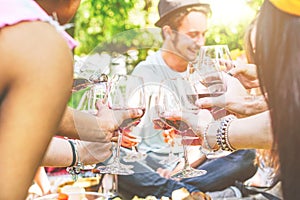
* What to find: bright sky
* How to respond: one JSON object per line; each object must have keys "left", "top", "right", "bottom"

{"left": 137, "top": 0, "right": 256, "bottom": 28}
{"left": 208, "top": 0, "right": 256, "bottom": 26}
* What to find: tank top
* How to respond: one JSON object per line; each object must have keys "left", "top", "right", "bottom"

{"left": 0, "top": 0, "right": 78, "bottom": 49}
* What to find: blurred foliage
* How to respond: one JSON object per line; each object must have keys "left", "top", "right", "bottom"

{"left": 74, "top": 0, "right": 140, "bottom": 54}
{"left": 246, "top": 0, "right": 264, "bottom": 12}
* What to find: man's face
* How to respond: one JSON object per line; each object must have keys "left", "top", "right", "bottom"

{"left": 170, "top": 11, "right": 208, "bottom": 62}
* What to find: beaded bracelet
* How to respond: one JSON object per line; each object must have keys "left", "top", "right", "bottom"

{"left": 203, "top": 122, "right": 214, "bottom": 150}
{"left": 216, "top": 115, "right": 237, "bottom": 152}
{"left": 66, "top": 140, "right": 84, "bottom": 181}
{"left": 199, "top": 122, "right": 215, "bottom": 155}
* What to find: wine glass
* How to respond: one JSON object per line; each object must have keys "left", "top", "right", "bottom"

{"left": 98, "top": 174, "right": 119, "bottom": 199}
{"left": 194, "top": 59, "right": 228, "bottom": 120}
{"left": 122, "top": 133, "right": 147, "bottom": 163}
{"left": 73, "top": 74, "right": 108, "bottom": 171}
{"left": 159, "top": 128, "right": 181, "bottom": 165}
{"left": 194, "top": 59, "right": 232, "bottom": 158}
{"left": 198, "top": 45, "right": 232, "bottom": 71}
{"left": 150, "top": 99, "right": 180, "bottom": 166}
{"left": 97, "top": 74, "right": 146, "bottom": 175}
{"left": 157, "top": 77, "right": 207, "bottom": 179}
{"left": 74, "top": 73, "right": 108, "bottom": 113}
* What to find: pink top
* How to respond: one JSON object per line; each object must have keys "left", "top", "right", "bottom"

{"left": 0, "top": 0, "right": 78, "bottom": 49}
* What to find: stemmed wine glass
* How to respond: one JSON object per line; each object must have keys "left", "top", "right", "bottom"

{"left": 156, "top": 77, "right": 207, "bottom": 179}
{"left": 194, "top": 59, "right": 228, "bottom": 119}
{"left": 97, "top": 74, "right": 146, "bottom": 175}
{"left": 76, "top": 74, "right": 108, "bottom": 113}
{"left": 198, "top": 45, "right": 232, "bottom": 71}
{"left": 194, "top": 58, "right": 231, "bottom": 158}
{"left": 159, "top": 128, "right": 181, "bottom": 165}
{"left": 73, "top": 74, "right": 108, "bottom": 171}
{"left": 122, "top": 133, "right": 147, "bottom": 163}
{"left": 151, "top": 99, "right": 180, "bottom": 166}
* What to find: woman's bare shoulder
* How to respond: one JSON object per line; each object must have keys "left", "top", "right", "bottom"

{"left": 0, "top": 21, "right": 73, "bottom": 85}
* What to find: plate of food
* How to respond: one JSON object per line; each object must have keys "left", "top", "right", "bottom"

{"left": 35, "top": 191, "right": 106, "bottom": 200}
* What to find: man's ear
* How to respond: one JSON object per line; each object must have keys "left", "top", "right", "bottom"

{"left": 162, "top": 26, "right": 173, "bottom": 39}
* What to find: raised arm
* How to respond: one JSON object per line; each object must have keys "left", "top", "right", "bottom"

{"left": 57, "top": 102, "right": 144, "bottom": 143}
{"left": 196, "top": 72, "right": 268, "bottom": 117}
{"left": 0, "top": 21, "right": 73, "bottom": 200}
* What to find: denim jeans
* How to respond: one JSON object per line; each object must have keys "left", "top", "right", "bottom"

{"left": 117, "top": 149, "right": 257, "bottom": 200}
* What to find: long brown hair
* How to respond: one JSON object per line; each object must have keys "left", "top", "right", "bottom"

{"left": 244, "top": 14, "right": 258, "bottom": 64}
{"left": 255, "top": 1, "right": 300, "bottom": 199}
{"left": 243, "top": 12, "right": 280, "bottom": 178}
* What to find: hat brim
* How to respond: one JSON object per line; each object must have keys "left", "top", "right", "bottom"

{"left": 155, "top": 3, "right": 211, "bottom": 27}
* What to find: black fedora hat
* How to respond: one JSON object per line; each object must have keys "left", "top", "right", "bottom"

{"left": 155, "top": 0, "right": 211, "bottom": 27}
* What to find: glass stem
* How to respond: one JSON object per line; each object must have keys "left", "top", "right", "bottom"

{"left": 168, "top": 144, "right": 173, "bottom": 158}
{"left": 113, "top": 174, "right": 118, "bottom": 194}
{"left": 115, "top": 129, "right": 123, "bottom": 162}
{"left": 182, "top": 135, "right": 191, "bottom": 170}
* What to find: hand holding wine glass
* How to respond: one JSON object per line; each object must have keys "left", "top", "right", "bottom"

{"left": 194, "top": 58, "right": 236, "bottom": 158}
{"left": 97, "top": 74, "right": 146, "bottom": 175}
{"left": 150, "top": 101, "right": 180, "bottom": 165}
{"left": 194, "top": 58, "right": 228, "bottom": 120}
{"left": 157, "top": 77, "right": 207, "bottom": 179}
{"left": 122, "top": 127, "right": 147, "bottom": 163}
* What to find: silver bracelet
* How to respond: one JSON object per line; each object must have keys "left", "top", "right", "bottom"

{"left": 199, "top": 122, "right": 215, "bottom": 155}
{"left": 203, "top": 122, "right": 213, "bottom": 150}
{"left": 66, "top": 140, "right": 84, "bottom": 181}
{"left": 216, "top": 115, "right": 237, "bottom": 152}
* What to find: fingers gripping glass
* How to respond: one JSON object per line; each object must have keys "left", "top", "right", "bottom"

{"left": 157, "top": 78, "right": 207, "bottom": 179}
{"left": 195, "top": 56, "right": 232, "bottom": 159}
{"left": 97, "top": 74, "right": 146, "bottom": 175}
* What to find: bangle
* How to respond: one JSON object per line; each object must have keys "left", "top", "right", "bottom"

{"left": 203, "top": 122, "right": 213, "bottom": 150}
{"left": 68, "top": 140, "right": 76, "bottom": 167}
{"left": 199, "top": 122, "right": 215, "bottom": 155}
{"left": 66, "top": 140, "right": 84, "bottom": 181}
{"left": 216, "top": 115, "right": 237, "bottom": 151}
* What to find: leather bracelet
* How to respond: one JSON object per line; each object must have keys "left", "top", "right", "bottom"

{"left": 68, "top": 140, "right": 76, "bottom": 167}
{"left": 66, "top": 140, "right": 84, "bottom": 181}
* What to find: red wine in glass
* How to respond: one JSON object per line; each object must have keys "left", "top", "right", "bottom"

{"left": 152, "top": 118, "right": 171, "bottom": 130}
{"left": 160, "top": 115, "right": 190, "bottom": 133}
{"left": 110, "top": 107, "right": 146, "bottom": 130}
{"left": 187, "top": 92, "right": 226, "bottom": 119}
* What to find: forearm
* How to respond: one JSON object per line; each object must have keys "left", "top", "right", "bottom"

{"left": 225, "top": 95, "right": 268, "bottom": 117}
{"left": 41, "top": 137, "right": 73, "bottom": 167}
{"left": 42, "top": 137, "right": 113, "bottom": 167}
{"left": 57, "top": 107, "right": 110, "bottom": 142}
{"left": 56, "top": 107, "right": 79, "bottom": 139}
{"left": 229, "top": 111, "right": 273, "bottom": 149}
{"left": 205, "top": 111, "right": 273, "bottom": 150}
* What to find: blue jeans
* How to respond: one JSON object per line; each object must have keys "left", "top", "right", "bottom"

{"left": 117, "top": 149, "right": 257, "bottom": 200}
